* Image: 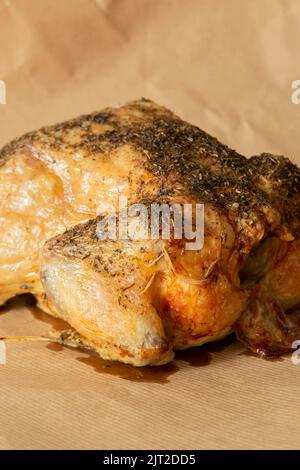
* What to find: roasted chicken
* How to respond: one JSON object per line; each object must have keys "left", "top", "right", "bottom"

{"left": 1, "top": 99, "right": 300, "bottom": 365}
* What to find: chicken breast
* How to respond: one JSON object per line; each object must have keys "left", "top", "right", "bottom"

{"left": 1, "top": 99, "right": 300, "bottom": 365}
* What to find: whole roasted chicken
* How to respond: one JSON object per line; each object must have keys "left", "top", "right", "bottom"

{"left": 1, "top": 99, "right": 300, "bottom": 366}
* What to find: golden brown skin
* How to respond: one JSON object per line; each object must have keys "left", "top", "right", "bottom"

{"left": 1, "top": 99, "right": 300, "bottom": 365}
{"left": 41, "top": 218, "right": 174, "bottom": 366}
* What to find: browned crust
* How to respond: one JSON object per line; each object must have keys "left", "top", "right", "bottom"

{"left": 1, "top": 98, "right": 299, "bottom": 243}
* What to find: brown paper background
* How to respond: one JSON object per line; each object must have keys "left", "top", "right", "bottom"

{"left": 1, "top": 0, "right": 300, "bottom": 450}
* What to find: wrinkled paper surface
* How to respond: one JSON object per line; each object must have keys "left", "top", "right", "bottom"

{"left": 0, "top": 0, "right": 300, "bottom": 450}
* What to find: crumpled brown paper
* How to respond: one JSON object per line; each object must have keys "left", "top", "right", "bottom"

{"left": 1, "top": 0, "right": 300, "bottom": 450}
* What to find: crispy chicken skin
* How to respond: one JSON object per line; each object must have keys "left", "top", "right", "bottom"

{"left": 1, "top": 99, "right": 300, "bottom": 365}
